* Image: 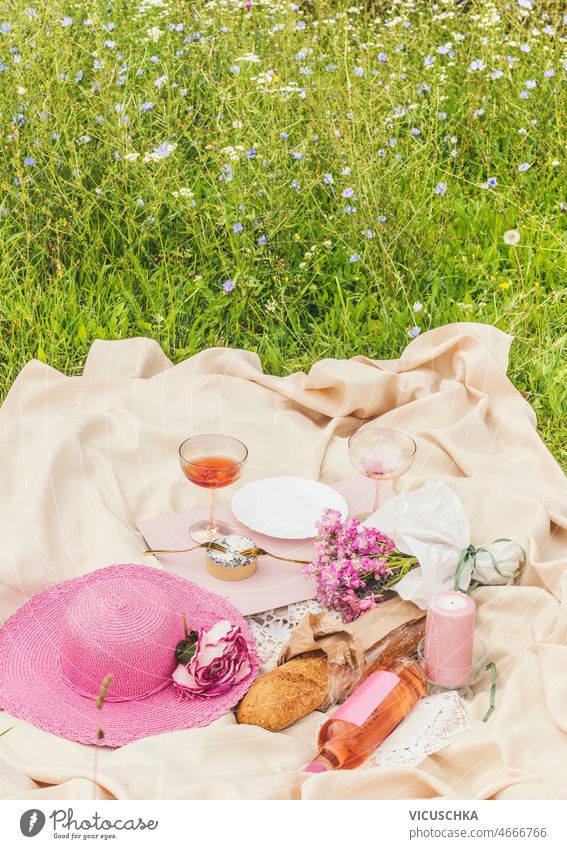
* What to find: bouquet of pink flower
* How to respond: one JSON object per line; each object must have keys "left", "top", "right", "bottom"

{"left": 303, "top": 509, "right": 419, "bottom": 622}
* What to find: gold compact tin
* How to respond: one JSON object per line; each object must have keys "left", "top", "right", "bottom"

{"left": 205, "top": 534, "right": 258, "bottom": 582}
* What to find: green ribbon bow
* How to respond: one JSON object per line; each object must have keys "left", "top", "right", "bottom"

{"left": 482, "top": 662, "right": 497, "bottom": 723}
{"left": 452, "top": 540, "right": 525, "bottom": 722}
{"left": 454, "top": 538, "right": 526, "bottom": 593}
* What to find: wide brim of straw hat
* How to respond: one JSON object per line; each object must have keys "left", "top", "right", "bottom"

{"left": 0, "top": 564, "right": 260, "bottom": 747}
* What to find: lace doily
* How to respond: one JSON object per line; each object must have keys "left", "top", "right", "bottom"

{"left": 365, "top": 690, "right": 471, "bottom": 768}
{"left": 246, "top": 601, "right": 472, "bottom": 769}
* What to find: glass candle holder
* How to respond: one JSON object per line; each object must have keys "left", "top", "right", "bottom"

{"left": 417, "top": 637, "right": 488, "bottom": 700}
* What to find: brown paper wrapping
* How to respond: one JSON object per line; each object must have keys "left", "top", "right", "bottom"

{"left": 276, "top": 599, "right": 423, "bottom": 706}
{"left": 278, "top": 599, "right": 422, "bottom": 666}
{"left": 278, "top": 611, "right": 364, "bottom": 669}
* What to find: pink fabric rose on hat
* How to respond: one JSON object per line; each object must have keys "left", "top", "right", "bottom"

{"left": 172, "top": 620, "right": 252, "bottom": 697}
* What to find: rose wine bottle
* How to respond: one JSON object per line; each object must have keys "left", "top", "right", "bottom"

{"left": 304, "top": 657, "right": 426, "bottom": 772}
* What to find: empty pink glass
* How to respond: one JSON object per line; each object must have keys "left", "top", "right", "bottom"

{"left": 348, "top": 427, "right": 417, "bottom": 518}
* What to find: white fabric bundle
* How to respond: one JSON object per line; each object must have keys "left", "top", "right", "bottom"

{"left": 364, "top": 480, "right": 524, "bottom": 609}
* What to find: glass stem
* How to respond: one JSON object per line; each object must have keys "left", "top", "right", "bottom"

{"left": 208, "top": 489, "right": 217, "bottom": 535}
{"left": 372, "top": 479, "right": 382, "bottom": 514}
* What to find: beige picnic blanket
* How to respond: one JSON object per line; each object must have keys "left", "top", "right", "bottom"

{"left": 0, "top": 323, "right": 566, "bottom": 800}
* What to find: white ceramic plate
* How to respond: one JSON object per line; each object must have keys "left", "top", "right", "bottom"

{"left": 231, "top": 476, "right": 348, "bottom": 539}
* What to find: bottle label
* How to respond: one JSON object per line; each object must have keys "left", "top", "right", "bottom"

{"left": 332, "top": 670, "right": 400, "bottom": 727}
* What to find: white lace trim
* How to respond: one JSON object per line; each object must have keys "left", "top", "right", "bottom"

{"left": 366, "top": 690, "right": 472, "bottom": 768}
{"left": 246, "top": 601, "right": 471, "bottom": 768}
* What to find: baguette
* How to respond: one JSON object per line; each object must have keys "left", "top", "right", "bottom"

{"left": 236, "top": 657, "right": 329, "bottom": 733}
{"left": 237, "top": 615, "right": 426, "bottom": 732}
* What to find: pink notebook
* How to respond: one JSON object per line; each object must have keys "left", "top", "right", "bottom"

{"left": 137, "top": 475, "right": 380, "bottom": 615}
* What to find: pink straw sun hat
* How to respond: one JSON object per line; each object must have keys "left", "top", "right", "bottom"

{"left": 0, "top": 564, "right": 260, "bottom": 747}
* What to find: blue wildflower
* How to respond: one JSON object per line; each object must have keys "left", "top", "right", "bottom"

{"left": 223, "top": 279, "right": 235, "bottom": 293}
{"left": 152, "top": 142, "right": 175, "bottom": 159}
{"left": 408, "top": 326, "right": 421, "bottom": 339}
{"left": 232, "top": 223, "right": 243, "bottom": 234}
{"left": 434, "top": 181, "right": 447, "bottom": 196}
{"left": 140, "top": 102, "right": 155, "bottom": 112}
{"left": 23, "top": 156, "right": 36, "bottom": 167}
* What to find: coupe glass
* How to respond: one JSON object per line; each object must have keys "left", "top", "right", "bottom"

{"left": 348, "top": 427, "right": 417, "bottom": 518}
{"left": 179, "top": 434, "right": 248, "bottom": 543}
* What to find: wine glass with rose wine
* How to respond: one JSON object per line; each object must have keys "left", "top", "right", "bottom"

{"left": 348, "top": 427, "right": 417, "bottom": 519}
{"left": 179, "top": 435, "right": 248, "bottom": 543}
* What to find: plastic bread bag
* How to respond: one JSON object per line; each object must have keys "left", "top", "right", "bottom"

{"left": 277, "top": 610, "right": 426, "bottom": 710}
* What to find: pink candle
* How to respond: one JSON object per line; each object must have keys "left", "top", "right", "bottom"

{"left": 424, "top": 591, "right": 476, "bottom": 687}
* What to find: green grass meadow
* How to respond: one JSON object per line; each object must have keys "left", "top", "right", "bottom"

{"left": 0, "top": 0, "right": 565, "bottom": 464}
